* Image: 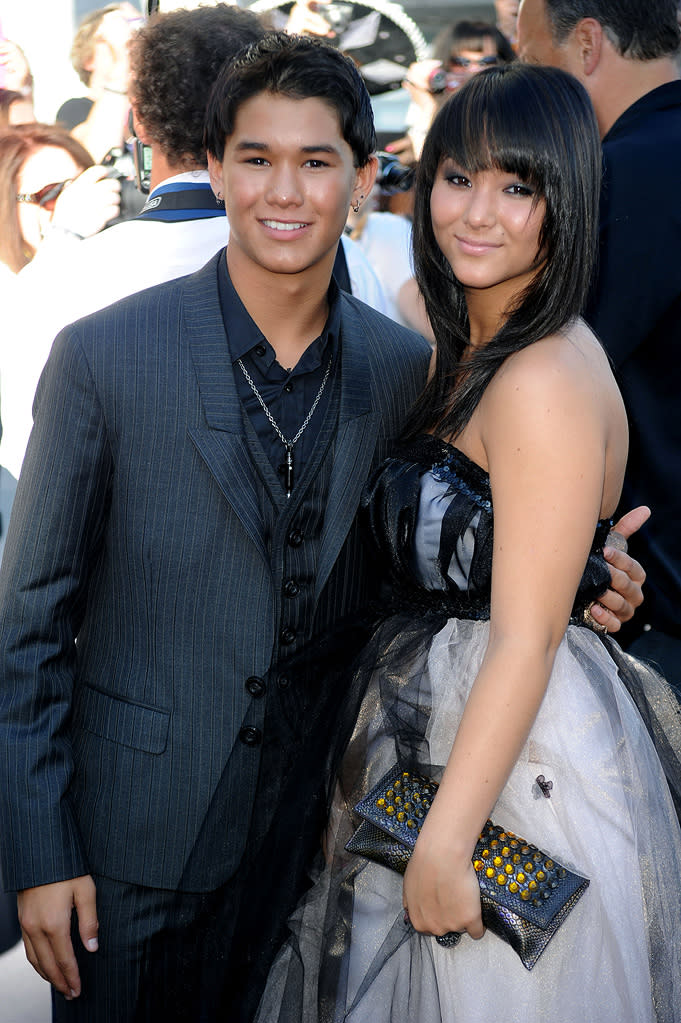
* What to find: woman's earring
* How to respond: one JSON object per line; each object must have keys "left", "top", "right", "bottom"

{"left": 216, "top": 192, "right": 224, "bottom": 206}
{"left": 351, "top": 194, "right": 364, "bottom": 214}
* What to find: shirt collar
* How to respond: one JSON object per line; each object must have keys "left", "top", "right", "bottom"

{"left": 149, "top": 168, "right": 211, "bottom": 198}
{"left": 216, "top": 250, "right": 341, "bottom": 368}
{"left": 603, "top": 80, "right": 681, "bottom": 143}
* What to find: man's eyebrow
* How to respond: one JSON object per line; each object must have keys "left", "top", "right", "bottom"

{"left": 233, "top": 140, "right": 341, "bottom": 156}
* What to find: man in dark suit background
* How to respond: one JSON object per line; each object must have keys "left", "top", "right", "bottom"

{"left": 0, "top": 28, "right": 646, "bottom": 1023}
{"left": 516, "top": 0, "right": 681, "bottom": 692}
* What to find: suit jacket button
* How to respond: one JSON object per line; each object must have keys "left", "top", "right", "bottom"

{"left": 280, "top": 627, "right": 296, "bottom": 645}
{"left": 283, "top": 579, "right": 300, "bottom": 598}
{"left": 239, "top": 726, "right": 262, "bottom": 746}
{"left": 287, "top": 529, "right": 304, "bottom": 547}
{"left": 245, "top": 676, "right": 266, "bottom": 698}
{"left": 277, "top": 674, "right": 292, "bottom": 690}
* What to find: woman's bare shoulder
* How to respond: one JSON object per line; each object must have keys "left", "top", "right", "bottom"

{"left": 490, "top": 318, "right": 617, "bottom": 401}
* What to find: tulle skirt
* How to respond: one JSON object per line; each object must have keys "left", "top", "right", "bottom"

{"left": 255, "top": 615, "right": 681, "bottom": 1022}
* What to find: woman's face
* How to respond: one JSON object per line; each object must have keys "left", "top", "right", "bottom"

{"left": 16, "top": 145, "right": 84, "bottom": 257}
{"left": 430, "top": 160, "right": 546, "bottom": 305}
{"left": 447, "top": 39, "right": 500, "bottom": 86}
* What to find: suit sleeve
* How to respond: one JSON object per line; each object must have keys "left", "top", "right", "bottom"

{"left": 0, "top": 327, "right": 113, "bottom": 891}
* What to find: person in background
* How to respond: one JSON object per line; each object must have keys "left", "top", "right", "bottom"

{"left": 432, "top": 18, "right": 515, "bottom": 78}
{"left": 516, "top": 0, "right": 681, "bottom": 693}
{"left": 0, "top": 37, "right": 34, "bottom": 125}
{"left": 0, "top": 123, "right": 119, "bottom": 274}
{"left": 495, "top": 0, "right": 520, "bottom": 48}
{"left": 387, "top": 20, "right": 516, "bottom": 168}
{"left": 56, "top": 3, "right": 142, "bottom": 164}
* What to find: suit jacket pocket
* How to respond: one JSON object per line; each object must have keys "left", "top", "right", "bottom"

{"left": 73, "top": 682, "right": 170, "bottom": 754}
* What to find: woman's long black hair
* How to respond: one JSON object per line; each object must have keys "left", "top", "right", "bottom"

{"left": 406, "top": 63, "right": 602, "bottom": 441}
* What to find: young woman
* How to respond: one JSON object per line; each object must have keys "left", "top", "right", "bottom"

{"left": 256, "top": 63, "right": 681, "bottom": 1021}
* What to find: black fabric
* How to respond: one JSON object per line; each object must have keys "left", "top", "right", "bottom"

{"left": 134, "top": 613, "right": 377, "bottom": 1022}
{"left": 585, "top": 82, "right": 681, "bottom": 643}
{"left": 361, "top": 435, "right": 612, "bottom": 624}
{"left": 216, "top": 255, "right": 340, "bottom": 484}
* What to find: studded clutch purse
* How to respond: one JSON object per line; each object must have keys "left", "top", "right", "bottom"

{"left": 345, "top": 764, "right": 590, "bottom": 970}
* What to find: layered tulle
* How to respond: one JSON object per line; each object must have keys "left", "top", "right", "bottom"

{"left": 256, "top": 613, "right": 681, "bottom": 1022}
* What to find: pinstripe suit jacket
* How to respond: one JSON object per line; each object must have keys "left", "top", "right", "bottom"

{"left": 0, "top": 252, "right": 430, "bottom": 893}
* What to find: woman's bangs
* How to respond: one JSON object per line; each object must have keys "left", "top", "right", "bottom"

{"left": 441, "top": 105, "right": 545, "bottom": 196}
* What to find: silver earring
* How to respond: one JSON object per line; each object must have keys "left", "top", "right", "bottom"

{"left": 351, "top": 194, "right": 363, "bottom": 214}
{"left": 216, "top": 192, "right": 224, "bottom": 205}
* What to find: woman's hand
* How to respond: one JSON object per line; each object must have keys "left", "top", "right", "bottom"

{"left": 402, "top": 823, "right": 484, "bottom": 941}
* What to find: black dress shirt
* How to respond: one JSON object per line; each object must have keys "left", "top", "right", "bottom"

{"left": 217, "top": 253, "right": 340, "bottom": 490}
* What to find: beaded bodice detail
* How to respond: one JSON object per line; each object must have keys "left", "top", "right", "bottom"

{"left": 361, "top": 434, "right": 611, "bottom": 621}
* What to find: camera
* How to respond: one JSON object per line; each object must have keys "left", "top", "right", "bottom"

{"left": 376, "top": 151, "right": 414, "bottom": 194}
{"left": 101, "top": 144, "right": 147, "bottom": 226}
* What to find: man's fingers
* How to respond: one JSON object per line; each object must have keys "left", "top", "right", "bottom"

{"left": 74, "top": 876, "right": 99, "bottom": 953}
{"left": 21, "top": 931, "right": 50, "bottom": 984}
{"left": 22, "top": 925, "right": 79, "bottom": 998}
{"left": 17, "top": 876, "right": 96, "bottom": 998}
{"left": 589, "top": 598, "right": 622, "bottom": 633}
{"left": 612, "top": 505, "right": 651, "bottom": 540}
{"left": 604, "top": 546, "right": 646, "bottom": 586}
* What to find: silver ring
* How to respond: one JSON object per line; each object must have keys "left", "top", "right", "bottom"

{"left": 605, "top": 530, "right": 628, "bottom": 553}
{"left": 583, "top": 602, "right": 608, "bottom": 635}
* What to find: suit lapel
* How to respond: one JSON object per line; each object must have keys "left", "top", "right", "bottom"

{"left": 183, "top": 254, "right": 268, "bottom": 563}
{"left": 315, "top": 300, "right": 382, "bottom": 602}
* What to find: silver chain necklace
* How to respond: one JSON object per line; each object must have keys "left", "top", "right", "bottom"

{"left": 238, "top": 354, "right": 333, "bottom": 498}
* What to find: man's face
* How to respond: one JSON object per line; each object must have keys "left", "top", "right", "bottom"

{"left": 517, "top": 0, "right": 574, "bottom": 72}
{"left": 209, "top": 91, "right": 375, "bottom": 284}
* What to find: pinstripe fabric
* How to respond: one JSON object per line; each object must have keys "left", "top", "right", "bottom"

{"left": 0, "top": 252, "right": 431, "bottom": 898}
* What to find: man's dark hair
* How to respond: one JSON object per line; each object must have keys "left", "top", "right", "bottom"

{"left": 408, "top": 63, "right": 602, "bottom": 440}
{"left": 129, "top": 3, "right": 265, "bottom": 169}
{"left": 204, "top": 32, "right": 376, "bottom": 168}
{"left": 544, "top": 0, "right": 680, "bottom": 60}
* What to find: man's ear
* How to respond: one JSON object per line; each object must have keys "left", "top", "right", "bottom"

{"left": 573, "top": 17, "right": 603, "bottom": 77}
{"left": 130, "top": 103, "right": 151, "bottom": 145}
{"left": 352, "top": 154, "right": 379, "bottom": 209}
{"left": 206, "top": 152, "right": 224, "bottom": 197}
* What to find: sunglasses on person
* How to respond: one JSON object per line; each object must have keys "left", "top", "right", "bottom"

{"left": 449, "top": 55, "right": 499, "bottom": 69}
{"left": 16, "top": 179, "right": 72, "bottom": 211}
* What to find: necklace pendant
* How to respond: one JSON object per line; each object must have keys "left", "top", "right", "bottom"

{"left": 285, "top": 445, "right": 294, "bottom": 499}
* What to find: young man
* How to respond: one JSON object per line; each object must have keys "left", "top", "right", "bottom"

{"left": 0, "top": 30, "right": 645, "bottom": 1023}
{"left": 0, "top": 33, "right": 428, "bottom": 1023}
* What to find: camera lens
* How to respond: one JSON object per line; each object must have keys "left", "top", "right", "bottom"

{"left": 376, "top": 152, "right": 414, "bottom": 194}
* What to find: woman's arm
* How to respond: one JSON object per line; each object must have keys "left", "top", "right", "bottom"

{"left": 403, "top": 333, "right": 623, "bottom": 938}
